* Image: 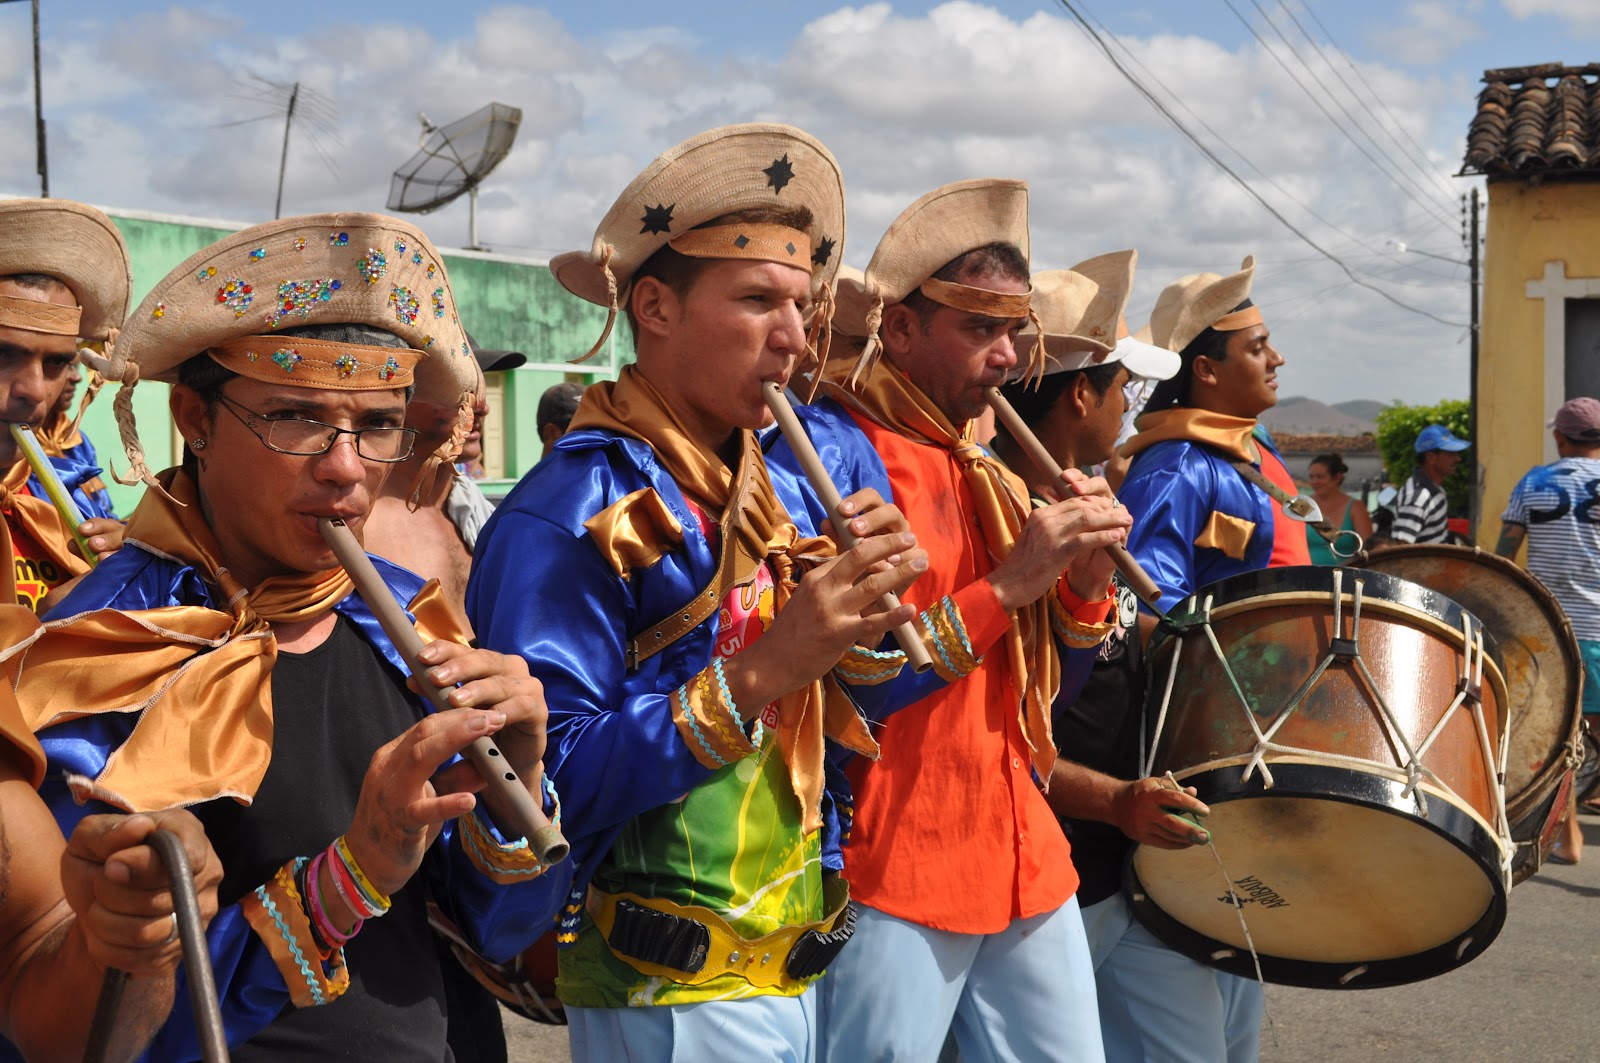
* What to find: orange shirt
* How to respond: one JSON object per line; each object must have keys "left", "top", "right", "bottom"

{"left": 839, "top": 410, "right": 1082, "bottom": 934}
{"left": 1258, "top": 447, "right": 1311, "bottom": 568}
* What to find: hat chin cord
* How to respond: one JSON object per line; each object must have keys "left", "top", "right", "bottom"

{"left": 571, "top": 243, "right": 618, "bottom": 365}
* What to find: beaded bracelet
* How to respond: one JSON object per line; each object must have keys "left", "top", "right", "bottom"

{"left": 332, "top": 835, "right": 392, "bottom": 919}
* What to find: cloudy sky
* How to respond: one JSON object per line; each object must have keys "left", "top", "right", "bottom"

{"left": 1, "top": 0, "right": 1593, "bottom": 403}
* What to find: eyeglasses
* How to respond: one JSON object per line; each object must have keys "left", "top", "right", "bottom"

{"left": 217, "top": 394, "right": 417, "bottom": 463}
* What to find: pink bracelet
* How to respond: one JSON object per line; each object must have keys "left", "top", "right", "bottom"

{"left": 306, "top": 851, "right": 358, "bottom": 947}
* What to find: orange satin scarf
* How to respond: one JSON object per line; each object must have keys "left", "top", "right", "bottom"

{"left": 822, "top": 359, "right": 1061, "bottom": 781}
{"left": 570, "top": 366, "right": 877, "bottom": 833}
{"left": 0, "top": 466, "right": 457, "bottom": 812}
{"left": 1121, "top": 408, "right": 1260, "bottom": 464}
{"left": 0, "top": 459, "right": 91, "bottom": 611}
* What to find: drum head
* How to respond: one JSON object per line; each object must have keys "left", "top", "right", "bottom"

{"left": 1364, "top": 544, "right": 1582, "bottom": 880}
{"left": 1128, "top": 766, "right": 1507, "bottom": 990}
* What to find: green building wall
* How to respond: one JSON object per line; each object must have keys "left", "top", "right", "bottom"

{"left": 85, "top": 208, "right": 631, "bottom": 514}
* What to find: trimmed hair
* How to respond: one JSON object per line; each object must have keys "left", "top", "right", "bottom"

{"left": 996, "top": 361, "right": 1123, "bottom": 434}
{"left": 1310, "top": 452, "right": 1348, "bottom": 478}
{"left": 1143, "top": 298, "right": 1251, "bottom": 411}
{"left": 900, "top": 242, "right": 1030, "bottom": 326}
{"left": 623, "top": 205, "right": 816, "bottom": 343}
{"left": 0, "top": 272, "right": 71, "bottom": 295}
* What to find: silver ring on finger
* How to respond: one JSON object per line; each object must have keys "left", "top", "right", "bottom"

{"left": 165, "top": 912, "right": 179, "bottom": 944}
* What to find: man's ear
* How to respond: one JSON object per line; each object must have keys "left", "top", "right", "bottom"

{"left": 1190, "top": 354, "right": 1220, "bottom": 389}
{"left": 170, "top": 384, "right": 211, "bottom": 454}
{"left": 630, "top": 277, "right": 680, "bottom": 341}
{"left": 879, "top": 301, "right": 920, "bottom": 362}
{"left": 1071, "top": 373, "right": 1098, "bottom": 418}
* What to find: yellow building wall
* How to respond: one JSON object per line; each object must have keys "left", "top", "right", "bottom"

{"left": 1478, "top": 180, "right": 1600, "bottom": 548}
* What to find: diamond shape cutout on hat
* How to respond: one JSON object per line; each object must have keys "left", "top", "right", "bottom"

{"left": 734, "top": 234, "right": 751, "bottom": 249}
{"left": 785, "top": 242, "right": 797, "bottom": 256}
{"left": 763, "top": 154, "right": 795, "bottom": 194}
{"left": 812, "top": 236, "right": 835, "bottom": 267}
{"left": 640, "top": 203, "right": 675, "bottom": 235}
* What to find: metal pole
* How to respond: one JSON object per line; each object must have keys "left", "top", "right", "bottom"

{"left": 1468, "top": 186, "right": 1482, "bottom": 532}
{"left": 468, "top": 184, "right": 479, "bottom": 250}
{"left": 274, "top": 81, "right": 298, "bottom": 220}
{"left": 31, "top": 0, "right": 46, "bottom": 196}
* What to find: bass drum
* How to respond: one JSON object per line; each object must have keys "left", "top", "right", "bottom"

{"left": 1364, "top": 544, "right": 1583, "bottom": 883}
{"left": 1127, "top": 565, "right": 1511, "bottom": 989}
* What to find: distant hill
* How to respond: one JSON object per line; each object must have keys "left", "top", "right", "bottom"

{"left": 1260, "top": 396, "right": 1377, "bottom": 435}
{"left": 1334, "top": 399, "right": 1388, "bottom": 423}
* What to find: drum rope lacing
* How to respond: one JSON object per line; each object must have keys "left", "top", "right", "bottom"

{"left": 1145, "top": 568, "right": 1514, "bottom": 883}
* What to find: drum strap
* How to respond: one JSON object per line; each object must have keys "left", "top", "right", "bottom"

{"left": 1229, "top": 460, "right": 1342, "bottom": 545}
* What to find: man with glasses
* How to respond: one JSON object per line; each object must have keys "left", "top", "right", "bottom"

{"left": 4, "top": 214, "right": 570, "bottom": 1062}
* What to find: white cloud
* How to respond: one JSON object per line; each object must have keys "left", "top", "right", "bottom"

{"left": 1371, "top": 2, "right": 1485, "bottom": 64}
{"left": 0, "top": 2, "right": 1477, "bottom": 403}
{"left": 1502, "top": 0, "right": 1600, "bottom": 22}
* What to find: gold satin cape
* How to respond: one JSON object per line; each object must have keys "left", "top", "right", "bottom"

{"left": 821, "top": 359, "right": 1061, "bottom": 782}
{"left": 2, "top": 466, "right": 465, "bottom": 811}
{"left": 569, "top": 365, "right": 877, "bottom": 834}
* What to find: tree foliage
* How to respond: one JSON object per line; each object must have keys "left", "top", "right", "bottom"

{"left": 1374, "top": 399, "right": 1472, "bottom": 515}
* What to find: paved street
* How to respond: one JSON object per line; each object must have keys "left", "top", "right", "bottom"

{"left": 503, "top": 818, "right": 1600, "bottom": 1061}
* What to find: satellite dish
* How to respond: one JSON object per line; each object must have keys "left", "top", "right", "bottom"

{"left": 388, "top": 102, "right": 522, "bottom": 250}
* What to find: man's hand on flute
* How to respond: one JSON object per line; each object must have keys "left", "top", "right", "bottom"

{"left": 989, "top": 478, "right": 1131, "bottom": 611}
{"left": 78, "top": 517, "right": 125, "bottom": 560}
{"left": 721, "top": 521, "right": 927, "bottom": 711}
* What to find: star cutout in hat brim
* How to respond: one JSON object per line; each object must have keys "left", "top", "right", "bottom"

{"left": 640, "top": 203, "right": 676, "bottom": 235}
{"left": 812, "top": 236, "right": 835, "bottom": 268}
{"left": 763, "top": 154, "right": 796, "bottom": 195}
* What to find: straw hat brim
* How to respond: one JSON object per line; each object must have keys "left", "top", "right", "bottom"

{"left": 864, "top": 179, "right": 1030, "bottom": 305}
{"left": 1148, "top": 255, "right": 1256, "bottom": 355}
{"left": 0, "top": 198, "right": 131, "bottom": 342}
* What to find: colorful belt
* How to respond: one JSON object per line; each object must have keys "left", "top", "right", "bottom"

{"left": 587, "top": 875, "right": 855, "bottom": 990}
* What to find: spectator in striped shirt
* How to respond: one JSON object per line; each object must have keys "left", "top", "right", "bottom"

{"left": 1389, "top": 423, "right": 1469, "bottom": 544}
{"left": 1497, "top": 396, "right": 1600, "bottom": 864}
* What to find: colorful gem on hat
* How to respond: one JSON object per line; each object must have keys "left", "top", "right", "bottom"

{"left": 216, "top": 279, "right": 254, "bottom": 317}
{"left": 358, "top": 249, "right": 388, "bottom": 285}
{"left": 245, "top": 350, "right": 260, "bottom": 362}
{"left": 388, "top": 285, "right": 420, "bottom": 326}
{"left": 432, "top": 288, "right": 445, "bottom": 319}
{"left": 763, "top": 154, "right": 795, "bottom": 194}
{"left": 812, "top": 236, "right": 835, "bottom": 267}
{"left": 461, "top": 341, "right": 470, "bottom": 357}
{"left": 426, "top": 262, "right": 436, "bottom": 278}
{"left": 377, "top": 355, "right": 401, "bottom": 382}
{"left": 640, "top": 203, "right": 675, "bottom": 235}
{"left": 272, "top": 349, "right": 303, "bottom": 373}
{"left": 269, "top": 277, "right": 341, "bottom": 328}
{"left": 333, "top": 352, "right": 359, "bottom": 379}
{"left": 394, "top": 239, "right": 408, "bottom": 254}
{"left": 412, "top": 251, "right": 423, "bottom": 266}
{"left": 196, "top": 265, "right": 218, "bottom": 284}
{"left": 151, "top": 302, "right": 166, "bottom": 320}
{"left": 423, "top": 336, "right": 435, "bottom": 348}
{"left": 330, "top": 232, "right": 349, "bottom": 246}
{"left": 294, "top": 237, "right": 307, "bottom": 252}
{"left": 249, "top": 247, "right": 267, "bottom": 261}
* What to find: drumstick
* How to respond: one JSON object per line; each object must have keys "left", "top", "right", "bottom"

{"left": 762, "top": 382, "right": 933, "bottom": 674}
{"left": 318, "top": 518, "right": 570, "bottom": 865}
{"left": 9, "top": 423, "right": 97, "bottom": 565}
{"left": 984, "top": 387, "right": 1166, "bottom": 617}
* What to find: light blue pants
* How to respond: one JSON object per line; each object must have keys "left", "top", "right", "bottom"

{"left": 1081, "top": 893, "right": 1263, "bottom": 1063}
{"left": 820, "top": 897, "right": 1105, "bottom": 1063}
{"left": 566, "top": 989, "right": 817, "bottom": 1063}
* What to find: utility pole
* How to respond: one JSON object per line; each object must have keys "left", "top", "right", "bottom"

{"left": 1465, "top": 187, "right": 1482, "bottom": 529}
{"left": 274, "top": 81, "right": 299, "bottom": 220}
{"left": 1, "top": 0, "right": 48, "bottom": 195}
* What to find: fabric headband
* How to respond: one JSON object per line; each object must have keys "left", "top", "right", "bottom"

{"left": 208, "top": 335, "right": 422, "bottom": 390}
{"left": 1210, "top": 305, "right": 1264, "bottom": 332}
{"left": 669, "top": 223, "right": 815, "bottom": 273}
{"left": 918, "top": 278, "right": 1033, "bottom": 319}
{"left": 0, "top": 294, "right": 81, "bottom": 337}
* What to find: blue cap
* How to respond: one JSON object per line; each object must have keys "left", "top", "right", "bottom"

{"left": 1415, "top": 424, "right": 1470, "bottom": 453}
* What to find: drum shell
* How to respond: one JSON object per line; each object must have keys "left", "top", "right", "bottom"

{"left": 1363, "top": 544, "right": 1584, "bottom": 883}
{"left": 1129, "top": 566, "right": 1510, "bottom": 989}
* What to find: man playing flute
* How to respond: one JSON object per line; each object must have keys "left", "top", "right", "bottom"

{"left": 765, "top": 179, "right": 1132, "bottom": 1063}
{"left": 1, "top": 213, "right": 568, "bottom": 1062}
{"left": 467, "top": 123, "right": 926, "bottom": 1062}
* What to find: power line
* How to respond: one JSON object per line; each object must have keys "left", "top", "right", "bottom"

{"left": 1274, "top": 0, "right": 1458, "bottom": 203}
{"left": 1220, "top": 0, "right": 1459, "bottom": 233}
{"left": 1054, "top": 0, "right": 1469, "bottom": 328}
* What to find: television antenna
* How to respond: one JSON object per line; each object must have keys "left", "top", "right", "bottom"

{"left": 216, "top": 74, "right": 342, "bottom": 219}
{"left": 387, "top": 102, "right": 522, "bottom": 251}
